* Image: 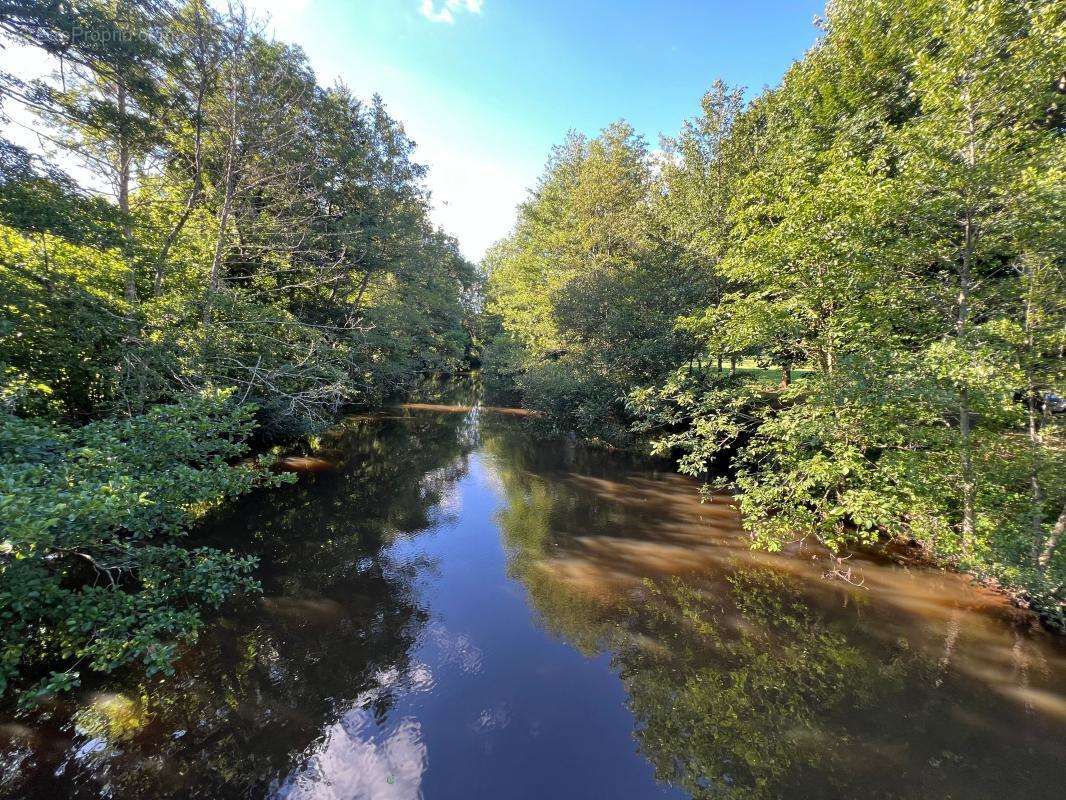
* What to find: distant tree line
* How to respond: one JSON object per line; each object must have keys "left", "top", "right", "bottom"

{"left": 0, "top": 0, "right": 476, "bottom": 704}
{"left": 482, "top": 0, "right": 1064, "bottom": 623}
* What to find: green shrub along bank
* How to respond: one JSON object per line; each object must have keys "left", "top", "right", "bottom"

{"left": 0, "top": 394, "right": 288, "bottom": 705}
{"left": 0, "top": 1, "right": 476, "bottom": 706}
{"left": 482, "top": 0, "right": 1065, "bottom": 624}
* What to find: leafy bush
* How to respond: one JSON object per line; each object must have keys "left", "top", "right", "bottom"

{"left": 518, "top": 357, "right": 633, "bottom": 445}
{"left": 0, "top": 392, "right": 289, "bottom": 706}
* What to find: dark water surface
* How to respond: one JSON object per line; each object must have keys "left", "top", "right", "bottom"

{"left": 3, "top": 404, "right": 1065, "bottom": 799}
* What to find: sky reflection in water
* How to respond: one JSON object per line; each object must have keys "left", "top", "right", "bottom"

{"left": 1, "top": 404, "right": 1064, "bottom": 800}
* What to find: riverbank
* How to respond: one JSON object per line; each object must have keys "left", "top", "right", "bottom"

{"left": 504, "top": 402, "right": 1066, "bottom": 636}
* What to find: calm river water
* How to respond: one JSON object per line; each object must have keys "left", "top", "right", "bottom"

{"left": 2, "top": 402, "right": 1065, "bottom": 799}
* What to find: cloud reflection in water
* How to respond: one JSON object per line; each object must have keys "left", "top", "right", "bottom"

{"left": 273, "top": 665, "right": 435, "bottom": 800}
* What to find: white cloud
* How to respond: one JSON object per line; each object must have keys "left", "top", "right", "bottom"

{"left": 273, "top": 664, "right": 434, "bottom": 800}
{"left": 418, "top": 142, "right": 529, "bottom": 262}
{"left": 419, "top": 0, "right": 483, "bottom": 25}
{"left": 214, "top": 0, "right": 311, "bottom": 37}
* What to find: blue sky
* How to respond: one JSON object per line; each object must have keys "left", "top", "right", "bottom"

{"left": 2, "top": 1, "right": 826, "bottom": 260}
{"left": 259, "top": 0, "right": 825, "bottom": 261}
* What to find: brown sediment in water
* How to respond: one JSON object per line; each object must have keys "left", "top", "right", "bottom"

{"left": 512, "top": 464, "right": 1066, "bottom": 720}
{"left": 261, "top": 596, "right": 348, "bottom": 623}
{"left": 274, "top": 455, "right": 336, "bottom": 473}
{"left": 564, "top": 468, "right": 1056, "bottom": 631}
{"left": 396, "top": 402, "right": 541, "bottom": 417}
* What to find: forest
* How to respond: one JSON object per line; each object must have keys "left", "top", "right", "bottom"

{"left": 482, "top": 0, "right": 1064, "bottom": 625}
{"left": 0, "top": 0, "right": 476, "bottom": 704}
{"left": 0, "top": 0, "right": 1062, "bottom": 716}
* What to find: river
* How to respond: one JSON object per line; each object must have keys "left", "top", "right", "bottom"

{"left": 2, "top": 402, "right": 1064, "bottom": 799}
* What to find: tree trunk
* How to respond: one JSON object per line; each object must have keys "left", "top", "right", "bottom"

{"left": 957, "top": 232, "right": 975, "bottom": 554}
{"left": 204, "top": 63, "right": 239, "bottom": 334}
{"left": 957, "top": 87, "right": 977, "bottom": 556}
{"left": 155, "top": 93, "right": 205, "bottom": 294}
{"left": 1026, "top": 385, "right": 1046, "bottom": 563}
{"left": 352, "top": 267, "right": 372, "bottom": 313}
{"left": 1022, "top": 268, "right": 1047, "bottom": 566}
{"left": 154, "top": 184, "right": 200, "bottom": 294}
{"left": 156, "top": 1, "right": 213, "bottom": 294}
{"left": 117, "top": 81, "right": 137, "bottom": 304}
{"left": 959, "top": 387, "right": 975, "bottom": 555}
{"left": 116, "top": 79, "right": 146, "bottom": 411}
{"left": 1038, "top": 505, "right": 1066, "bottom": 572}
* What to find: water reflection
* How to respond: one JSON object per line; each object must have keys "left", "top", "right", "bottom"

{"left": 276, "top": 668, "right": 432, "bottom": 800}
{"left": 1, "top": 407, "right": 1064, "bottom": 800}
{"left": 0, "top": 409, "right": 476, "bottom": 799}
{"left": 481, "top": 416, "right": 1066, "bottom": 800}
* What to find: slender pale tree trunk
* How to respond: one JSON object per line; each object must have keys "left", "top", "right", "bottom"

{"left": 1026, "top": 384, "right": 1045, "bottom": 562}
{"left": 204, "top": 63, "right": 239, "bottom": 334}
{"left": 155, "top": 2, "right": 212, "bottom": 294}
{"left": 116, "top": 79, "right": 148, "bottom": 411}
{"left": 155, "top": 94, "right": 205, "bottom": 293}
{"left": 957, "top": 277, "right": 975, "bottom": 554}
{"left": 117, "top": 82, "right": 137, "bottom": 304}
{"left": 957, "top": 86, "right": 978, "bottom": 556}
{"left": 1021, "top": 264, "right": 1048, "bottom": 566}
{"left": 155, "top": 179, "right": 202, "bottom": 295}
{"left": 1038, "top": 506, "right": 1066, "bottom": 572}
{"left": 353, "top": 267, "right": 372, "bottom": 312}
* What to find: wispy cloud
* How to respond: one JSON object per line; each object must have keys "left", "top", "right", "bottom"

{"left": 419, "top": 0, "right": 483, "bottom": 25}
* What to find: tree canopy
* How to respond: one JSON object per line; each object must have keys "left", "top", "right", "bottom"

{"left": 483, "top": 0, "right": 1065, "bottom": 625}
{"left": 0, "top": 0, "right": 476, "bottom": 704}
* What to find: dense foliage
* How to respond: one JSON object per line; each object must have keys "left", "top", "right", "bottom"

{"left": 0, "top": 394, "right": 281, "bottom": 703}
{"left": 482, "top": 120, "right": 713, "bottom": 442}
{"left": 0, "top": 0, "right": 475, "bottom": 703}
{"left": 484, "top": 0, "right": 1064, "bottom": 620}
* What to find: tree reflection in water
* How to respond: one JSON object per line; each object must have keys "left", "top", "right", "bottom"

{"left": 2, "top": 408, "right": 1064, "bottom": 800}
{"left": 0, "top": 409, "right": 476, "bottom": 800}
{"left": 619, "top": 570, "right": 904, "bottom": 799}
{"left": 482, "top": 416, "right": 1066, "bottom": 800}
